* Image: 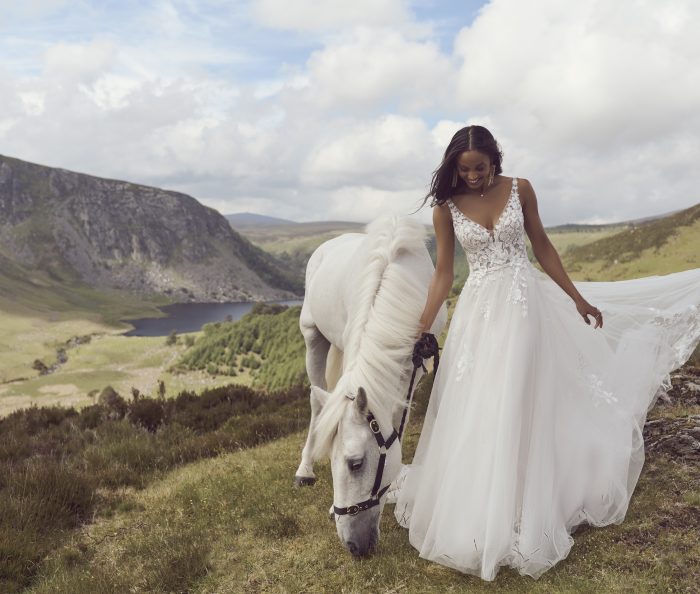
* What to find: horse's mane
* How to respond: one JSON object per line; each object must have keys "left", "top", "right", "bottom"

{"left": 312, "top": 215, "right": 429, "bottom": 460}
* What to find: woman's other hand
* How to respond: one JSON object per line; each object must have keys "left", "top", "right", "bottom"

{"left": 575, "top": 299, "right": 604, "bottom": 329}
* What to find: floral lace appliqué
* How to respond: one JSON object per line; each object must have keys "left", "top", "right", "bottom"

{"left": 448, "top": 177, "right": 531, "bottom": 318}
{"left": 455, "top": 348, "right": 475, "bottom": 381}
{"left": 576, "top": 353, "right": 618, "bottom": 407}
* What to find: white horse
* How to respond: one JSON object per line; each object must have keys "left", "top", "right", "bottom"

{"left": 294, "top": 215, "right": 447, "bottom": 557}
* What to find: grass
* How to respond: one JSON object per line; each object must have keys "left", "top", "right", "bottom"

{"left": 19, "top": 363, "right": 700, "bottom": 594}
{"left": 0, "top": 382, "right": 310, "bottom": 592}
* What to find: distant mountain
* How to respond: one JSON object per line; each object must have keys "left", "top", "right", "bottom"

{"left": 226, "top": 212, "right": 295, "bottom": 227}
{"left": 0, "top": 155, "right": 302, "bottom": 303}
{"left": 547, "top": 206, "right": 687, "bottom": 233}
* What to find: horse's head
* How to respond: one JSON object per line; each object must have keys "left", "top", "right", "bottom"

{"left": 313, "top": 385, "right": 404, "bottom": 557}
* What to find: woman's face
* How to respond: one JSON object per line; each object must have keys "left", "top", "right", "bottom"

{"left": 455, "top": 150, "right": 492, "bottom": 190}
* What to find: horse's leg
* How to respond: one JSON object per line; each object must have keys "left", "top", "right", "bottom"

{"left": 295, "top": 322, "right": 331, "bottom": 487}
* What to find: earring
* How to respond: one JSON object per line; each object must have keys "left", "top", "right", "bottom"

{"left": 451, "top": 169, "right": 458, "bottom": 188}
{"left": 487, "top": 165, "right": 495, "bottom": 187}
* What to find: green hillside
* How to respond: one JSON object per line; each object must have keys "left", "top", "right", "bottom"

{"left": 0, "top": 250, "right": 168, "bottom": 324}
{"left": 563, "top": 202, "right": 700, "bottom": 280}
{"left": 173, "top": 304, "right": 306, "bottom": 393}
{"left": 235, "top": 221, "right": 366, "bottom": 284}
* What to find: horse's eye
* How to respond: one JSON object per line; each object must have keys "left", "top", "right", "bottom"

{"left": 347, "top": 458, "right": 364, "bottom": 472}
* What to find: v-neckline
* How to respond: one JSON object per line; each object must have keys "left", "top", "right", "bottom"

{"left": 450, "top": 179, "right": 516, "bottom": 234}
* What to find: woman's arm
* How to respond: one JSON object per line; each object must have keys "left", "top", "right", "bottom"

{"left": 520, "top": 178, "right": 603, "bottom": 328}
{"left": 418, "top": 203, "right": 455, "bottom": 334}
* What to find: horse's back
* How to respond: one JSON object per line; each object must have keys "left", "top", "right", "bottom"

{"left": 301, "top": 233, "right": 364, "bottom": 346}
{"left": 302, "top": 217, "right": 438, "bottom": 347}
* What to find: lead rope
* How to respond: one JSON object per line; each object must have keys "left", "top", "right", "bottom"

{"left": 398, "top": 332, "right": 440, "bottom": 440}
{"left": 333, "top": 332, "right": 440, "bottom": 517}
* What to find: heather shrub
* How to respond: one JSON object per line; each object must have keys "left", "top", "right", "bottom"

{"left": 128, "top": 398, "right": 165, "bottom": 432}
{"left": 98, "top": 386, "right": 127, "bottom": 419}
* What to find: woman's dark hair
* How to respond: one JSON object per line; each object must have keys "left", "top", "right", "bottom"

{"left": 420, "top": 125, "right": 503, "bottom": 208}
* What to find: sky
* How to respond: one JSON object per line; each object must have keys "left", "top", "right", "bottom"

{"left": 0, "top": 0, "right": 699, "bottom": 226}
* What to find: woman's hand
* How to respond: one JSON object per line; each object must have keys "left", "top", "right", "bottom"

{"left": 575, "top": 298, "right": 604, "bottom": 329}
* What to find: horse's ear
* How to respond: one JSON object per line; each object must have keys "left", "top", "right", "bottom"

{"left": 355, "top": 386, "right": 368, "bottom": 416}
{"left": 310, "top": 385, "right": 330, "bottom": 414}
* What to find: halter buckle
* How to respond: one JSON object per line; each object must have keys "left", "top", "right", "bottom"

{"left": 369, "top": 419, "right": 380, "bottom": 434}
{"left": 347, "top": 505, "right": 359, "bottom": 516}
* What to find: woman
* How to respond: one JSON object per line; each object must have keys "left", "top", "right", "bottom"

{"left": 393, "top": 125, "right": 700, "bottom": 580}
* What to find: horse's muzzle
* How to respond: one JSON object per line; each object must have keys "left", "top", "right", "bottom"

{"left": 345, "top": 532, "right": 378, "bottom": 557}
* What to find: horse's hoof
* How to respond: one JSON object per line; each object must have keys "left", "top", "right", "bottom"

{"left": 294, "top": 475, "right": 316, "bottom": 487}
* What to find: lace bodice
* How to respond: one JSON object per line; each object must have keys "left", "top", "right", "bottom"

{"left": 447, "top": 177, "right": 531, "bottom": 288}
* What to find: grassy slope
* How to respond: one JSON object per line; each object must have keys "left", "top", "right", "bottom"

{"left": 27, "top": 368, "right": 700, "bottom": 593}
{"left": 563, "top": 204, "right": 700, "bottom": 281}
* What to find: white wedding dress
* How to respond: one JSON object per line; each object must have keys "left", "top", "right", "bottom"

{"left": 392, "top": 177, "right": 700, "bottom": 580}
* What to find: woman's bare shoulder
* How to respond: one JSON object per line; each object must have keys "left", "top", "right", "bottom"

{"left": 432, "top": 201, "right": 454, "bottom": 231}
{"left": 513, "top": 176, "right": 536, "bottom": 207}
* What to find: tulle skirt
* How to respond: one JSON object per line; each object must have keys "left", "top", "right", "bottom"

{"left": 392, "top": 263, "right": 700, "bottom": 580}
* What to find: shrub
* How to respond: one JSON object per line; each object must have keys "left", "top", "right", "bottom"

{"left": 165, "top": 330, "right": 177, "bottom": 346}
{"left": 128, "top": 399, "right": 165, "bottom": 433}
{"left": 78, "top": 404, "right": 105, "bottom": 430}
{"left": 4, "top": 405, "right": 78, "bottom": 436}
{"left": 251, "top": 302, "right": 288, "bottom": 316}
{"left": 32, "top": 359, "right": 49, "bottom": 375}
{"left": 98, "top": 386, "right": 127, "bottom": 419}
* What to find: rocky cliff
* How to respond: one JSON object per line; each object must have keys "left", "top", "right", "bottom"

{"left": 0, "top": 155, "right": 301, "bottom": 302}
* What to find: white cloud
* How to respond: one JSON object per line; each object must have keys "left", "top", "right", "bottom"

{"left": 1, "top": 0, "right": 699, "bottom": 229}
{"left": 301, "top": 26, "right": 454, "bottom": 112}
{"left": 253, "top": 0, "right": 411, "bottom": 31}
{"left": 301, "top": 115, "right": 438, "bottom": 190}
{"left": 449, "top": 0, "right": 700, "bottom": 224}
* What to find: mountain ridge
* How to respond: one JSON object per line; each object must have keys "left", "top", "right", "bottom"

{"left": 0, "top": 154, "right": 302, "bottom": 303}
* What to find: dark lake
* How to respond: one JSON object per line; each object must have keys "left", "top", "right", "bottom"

{"left": 122, "top": 300, "right": 303, "bottom": 337}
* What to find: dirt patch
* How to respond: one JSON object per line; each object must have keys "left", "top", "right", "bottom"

{"left": 657, "top": 366, "right": 700, "bottom": 407}
{"left": 644, "top": 415, "right": 700, "bottom": 461}
{"left": 666, "top": 504, "right": 700, "bottom": 531}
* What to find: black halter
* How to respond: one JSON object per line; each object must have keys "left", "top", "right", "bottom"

{"left": 333, "top": 333, "right": 440, "bottom": 517}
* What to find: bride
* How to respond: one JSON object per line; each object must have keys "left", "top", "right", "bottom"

{"left": 392, "top": 125, "right": 700, "bottom": 580}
